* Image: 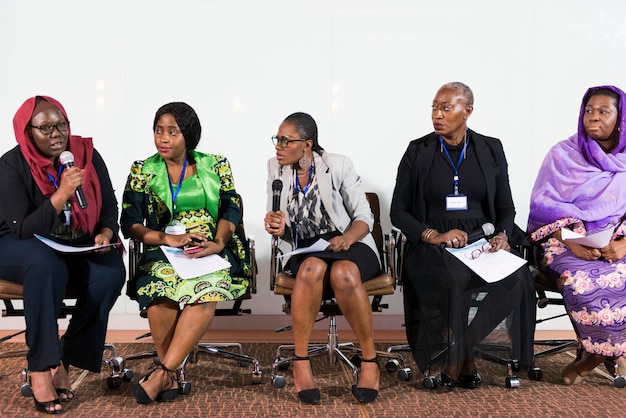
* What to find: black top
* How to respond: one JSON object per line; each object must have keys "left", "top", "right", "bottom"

{"left": 0, "top": 145, "right": 119, "bottom": 240}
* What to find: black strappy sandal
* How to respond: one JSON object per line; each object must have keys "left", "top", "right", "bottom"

{"left": 351, "top": 356, "right": 380, "bottom": 404}
{"left": 293, "top": 355, "right": 321, "bottom": 405}
{"left": 132, "top": 360, "right": 180, "bottom": 404}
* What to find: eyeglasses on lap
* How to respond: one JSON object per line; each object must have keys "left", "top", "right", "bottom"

{"left": 464, "top": 242, "right": 493, "bottom": 260}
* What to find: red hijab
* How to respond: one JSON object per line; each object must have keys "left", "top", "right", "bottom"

{"left": 13, "top": 96, "right": 102, "bottom": 235}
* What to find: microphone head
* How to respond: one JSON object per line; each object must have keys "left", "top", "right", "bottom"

{"left": 482, "top": 222, "right": 495, "bottom": 236}
{"left": 272, "top": 178, "right": 283, "bottom": 192}
{"left": 59, "top": 151, "right": 74, "bottom": 165}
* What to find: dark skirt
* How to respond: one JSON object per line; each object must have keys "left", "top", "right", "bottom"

{"left": 403, "top": 238, "right": 536, "bottom": 373}
{"left": 287, "top": 231, "right": 380, "bottom": 283}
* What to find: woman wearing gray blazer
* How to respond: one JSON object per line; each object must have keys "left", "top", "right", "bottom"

{"left": 264, "top": 112, "right": 380, "bottom": 405}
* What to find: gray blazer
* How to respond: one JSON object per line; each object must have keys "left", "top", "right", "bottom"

{"left": 266, "top": 151, "right": 380, "bottom": 265}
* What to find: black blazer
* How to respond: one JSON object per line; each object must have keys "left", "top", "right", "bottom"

{"left": 390, "top": 129, "right": 516, "bottom": 244}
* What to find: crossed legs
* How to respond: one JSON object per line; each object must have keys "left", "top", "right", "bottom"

{"left": 291, "top": 257, "right": 379, "bottom": 394}
{"left": 138, "top": 299, "right": 217, "bottom": 400}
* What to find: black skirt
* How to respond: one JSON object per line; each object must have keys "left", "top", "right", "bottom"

{"left": 287, "top": 231, "right": 380, "bottom": 283}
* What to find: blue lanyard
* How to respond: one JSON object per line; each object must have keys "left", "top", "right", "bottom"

{"left": 168, "top": 155, "right": 188, "bottom": 216}
{"left": 46, "top": 165, "right": 65, "bottom": 189}
{"left": 294, "top": 164, "right": 313, "bottom": 195}
{"left": 439, "top": 135, "right": 468, "bottom": 195}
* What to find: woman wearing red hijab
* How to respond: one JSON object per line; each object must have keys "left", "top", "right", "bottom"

{"left": 0, "top": 96, "right": 125, "bottom": 414}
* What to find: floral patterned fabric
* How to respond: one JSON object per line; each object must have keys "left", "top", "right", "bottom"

{"left": 531, "top": 219, "right": 626, "bottom": 356}
{"left": 121, "top": 151, "right": 250, "bottom": 309}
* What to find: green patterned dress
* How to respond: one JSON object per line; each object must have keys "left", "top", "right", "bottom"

{"left": 121, "top": 151, "right": 250, "bottom": 309}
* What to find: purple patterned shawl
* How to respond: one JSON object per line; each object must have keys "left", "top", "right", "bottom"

{"left": 528, "top": 85, "right": 626, "bottom": 234}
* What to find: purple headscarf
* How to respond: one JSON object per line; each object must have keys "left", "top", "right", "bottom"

{"left": 528, "top": 85, "right": 626, "bottom": 234}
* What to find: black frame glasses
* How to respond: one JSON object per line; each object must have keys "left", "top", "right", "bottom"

{"left": 30, "top": 121, "right": 70, "bottom": 135}
{"left": 271, "top": 135, "right": 306, "bottom": 148}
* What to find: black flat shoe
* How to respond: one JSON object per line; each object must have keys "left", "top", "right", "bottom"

{"left": 457, "top": 373, "right": 482, "bottom": 389}
{"left": 33, "top": 395, "right": 62, "bottom": 414}
{"left": 293, "top": 355, "right": 320, "bottom": 405}
{"left": 351, "top": 356, "right": 379, "bottom": 404}
{"left": 56, "top": 388, "right": 75, "bottom": 402}
{"left": 435, "top": 373, "right": 456, "bottom": 391}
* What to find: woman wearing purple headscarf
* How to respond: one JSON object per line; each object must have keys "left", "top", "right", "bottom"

{"left": 528, "top": 85, "right": 626, "bottom": 385}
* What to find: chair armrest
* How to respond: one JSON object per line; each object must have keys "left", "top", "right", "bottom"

{"left": 248, "top": 236, "right": 257, "bottom": 294}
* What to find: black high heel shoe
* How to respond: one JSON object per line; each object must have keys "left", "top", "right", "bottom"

{"left": 293, "top": 355, "right": 320, "bottom": 405}
{"left": 33, "top": 395, "right": 62, "bottom": 414}
{"left": 351, "top": 356, "right": 380, "bottom": 404}
{"left": 435, "top": 372, "right": 456, "bottom": 391}
{"left": 132, "top": 360, "right": 180, "bottom": 404}
{"left": 56, "top": 388, "right": 75, "bottom": 402}
{"left": 457, "top": 373, "right": 482, "bottom": 389}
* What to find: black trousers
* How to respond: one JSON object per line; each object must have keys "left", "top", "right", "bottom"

{"left": 0, "top": 234, "right": 125, "bottom": 372}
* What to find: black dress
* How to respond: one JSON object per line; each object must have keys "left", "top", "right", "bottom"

{"left": 399, "top": 139, "right": 535, "bottom": 374}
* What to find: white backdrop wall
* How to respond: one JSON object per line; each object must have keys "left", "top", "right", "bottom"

{"left": 1, "top": 0, "right": 625, "bottom": 330}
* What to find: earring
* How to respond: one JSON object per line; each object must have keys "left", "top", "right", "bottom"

{"left": 299, "top": 151, "right": 312, "bottom": 169}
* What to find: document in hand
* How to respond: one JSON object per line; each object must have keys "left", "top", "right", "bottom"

{"left": 277, "top": 238, "right": 330, "bottom": 258}
{"left": 35, "top": 234, "right": 119, "bottom": 253}
{"left": 160, "top": 246, "right": 231, "bottom": 280}
{"left": 446, "top": 238, "right": 527, "bottom": 283}
{"left": 561, "top": 227, "right": 613, "bottom": 248}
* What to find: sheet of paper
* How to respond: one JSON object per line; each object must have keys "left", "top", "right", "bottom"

{"left": 35, "top": 234, "right": 119, "bottom": 253}
{"left": 160, "top": 246, "right": 231, "bottom": 280}
{"left": 446, "top": 238, "right": 527, "bottom": 283}
{"left": 561, "top": 227, "right": 613, "bottom": 248}
{"left": 278, "top": 238, "right": 330, "bottom": 258}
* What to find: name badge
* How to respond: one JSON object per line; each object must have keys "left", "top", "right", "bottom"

{"left": 165, "top": 223, "right": 186, "bottom": 235}
{"left": 446, "top": 194, "right": 468, "bottom": 211}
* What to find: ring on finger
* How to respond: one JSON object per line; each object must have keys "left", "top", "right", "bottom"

{"left": 265, "top": 223, "right": 271, "bottom": 228}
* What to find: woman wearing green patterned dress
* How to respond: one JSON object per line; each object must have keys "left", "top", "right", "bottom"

{"left": 121, "top": 102, "right": 250, "bottom": 404}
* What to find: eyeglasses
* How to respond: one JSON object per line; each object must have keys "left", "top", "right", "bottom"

{"left": 271, "top": 135, "right": 306, "bottom": 148}
{"left": 465, "top": 242, "right": 492, "bottom": 260}
{"left": 30, "top": 121, "right": 70, "bottom": 135}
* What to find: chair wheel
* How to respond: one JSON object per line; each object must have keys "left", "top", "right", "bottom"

{"left": 528, "top": 367, "right": 543, "bottom": 381}
{"left": 350, "top": 355, "right": 362, "bottom": 367}
{"left": 398, "top": 368, "right": 413, "bottom": 381}
{"left": 613, "top": 375, "right": 626, "bottom": 388}
{"left": 106, "top": 375, "right": 122, "bottom": 389}
{"left": 385, "top": 359, "right": 400, "bottom": 372}
{"left": 111, "top": 357, "right": 123, "bottom": 370}
{"left": 122, "top": 369, "right": 134, "bottom": 382}
{"left": 271, "top": 375, "right": 286, "bottom": 388}
{"left": 180, "top": 381, "right": 192, "bottom": 395}
{"left": 505, "top": 375, "right": 520, "bottom": 388}
{"left": 423, "top": 376, "right": 436, "bottom": 389}
{"left": 252, "top": 371, "right": 263, "bottom": 384}
{"left": 20, "top": 383, "right": 33, "bottom": 397}
{"left": 510, "top": 360, "right": 520, "bottom": 372}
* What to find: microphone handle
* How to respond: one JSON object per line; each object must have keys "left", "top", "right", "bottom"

{"left": 63, "top": 162, "right": 88, "bottom": 210}
{"left": 272, "top": 193, "right": 280, "bottom": 212}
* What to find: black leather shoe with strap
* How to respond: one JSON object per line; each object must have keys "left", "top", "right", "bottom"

{"left": 293, "top": 355, "right": 321, "bottom": 405}
{"left": 351, "top": 356, "right": 379, "bottom": 404}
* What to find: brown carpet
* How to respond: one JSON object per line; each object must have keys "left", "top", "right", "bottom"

{"left": 0, "top": 341, "right": 620, "bottom": 417}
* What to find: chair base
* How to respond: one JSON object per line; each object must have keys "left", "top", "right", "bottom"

{"left": 387, "top": 342, "right": 522, "bottom": 388}
{"left": 270, "top": 316, "right": 412, "bottom": 389}
{"left": 122, "top": 341, "right": 263, "bottom": 393}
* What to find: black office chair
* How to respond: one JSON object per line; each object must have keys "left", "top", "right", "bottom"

{"left": 269, "top": 192, "right": 412, "bottom": 390}
{"left": 388, "top": 225, "right": 533, "bottom": 389}
{"left": 123, "top": 194, "right": 262, "bottom": 395}
{"left": 0, "top": 279, "right": 130, "bottom": 394}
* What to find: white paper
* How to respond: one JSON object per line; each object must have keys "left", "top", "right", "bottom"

{"left": 561, "top": 227, "right": 613, "bottom": 248}
{"left": 35, "top": 234, "right": 119, "bottom": 253}
{"left": 160, "top": 246, "right": 231, "bottom": 280}
{"left": 446, "top": 238, "right": 527, "bottom": 283}
{"left": 278, "top": 238, "right": 330, "bottom": 258}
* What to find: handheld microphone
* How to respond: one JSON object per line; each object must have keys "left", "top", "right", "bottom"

{"left": 272, "top": 178, "right": 283, "bottom": 212}
{"left": 467, "top": 222, "right": 495, "bottom": 243}
{"left": 59, "top": 151, "right": 88, "bottom": 210}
